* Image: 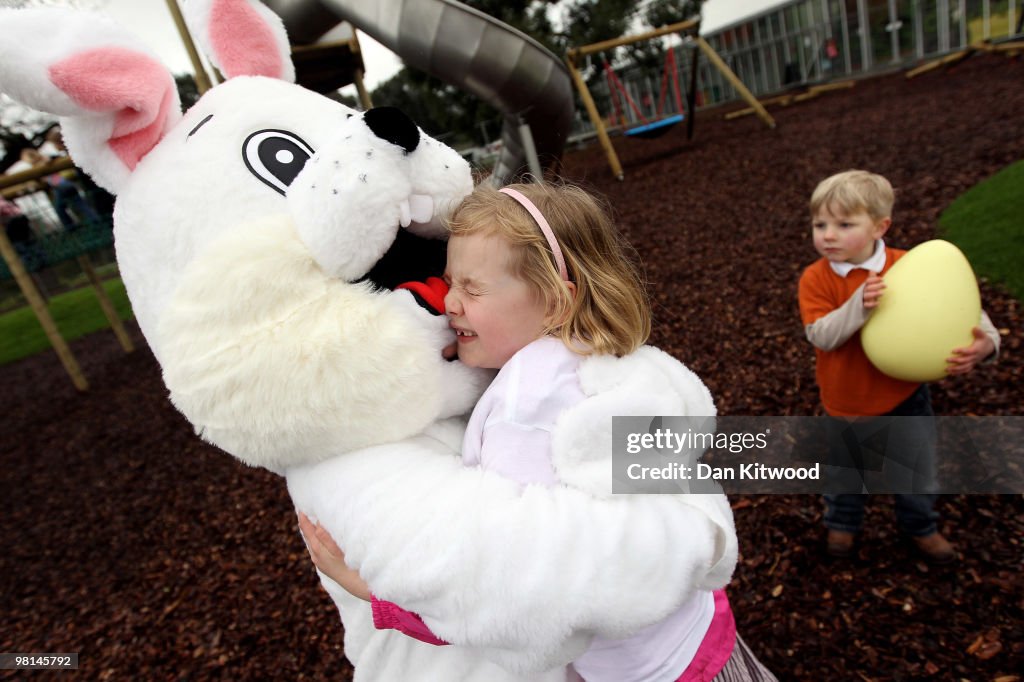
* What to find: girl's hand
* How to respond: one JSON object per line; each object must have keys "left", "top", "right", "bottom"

{"left": 945, "top": 327, "right": 995, "bottom": 375}
{"left": 862, "top": 272, "right": 886, "bottom": 310}
{"left": 298, "top": 512, "right": 371, "bottom": 601}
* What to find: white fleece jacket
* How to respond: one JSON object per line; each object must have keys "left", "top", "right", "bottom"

{"left": 286, "top": 346, "right": 736, "bottom": 680}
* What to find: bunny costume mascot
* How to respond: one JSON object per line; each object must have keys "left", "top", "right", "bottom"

{"left": 0, "top": 1, "right": 739, "bottom": 680}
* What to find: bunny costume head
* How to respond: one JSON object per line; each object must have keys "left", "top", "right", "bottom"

{"left": 0, "top": 0, "right": 487, "bottom": 473}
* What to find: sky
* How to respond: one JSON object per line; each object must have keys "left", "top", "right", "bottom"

{"left": 97, "top": 0, "right": 786, "bottom": 93}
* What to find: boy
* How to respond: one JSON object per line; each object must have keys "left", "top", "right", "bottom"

{"left": 798, "top": 170, "right": 999, "bottom": 563}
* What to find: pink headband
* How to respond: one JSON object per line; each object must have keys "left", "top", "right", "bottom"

{"left": 499, "top": 187, "right": 569, "bottom": 282}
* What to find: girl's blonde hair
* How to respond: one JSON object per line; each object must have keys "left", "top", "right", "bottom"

{"left": 446, "top": 181, "right": 651, "bottom": 357}
{"left": 810, "top": 169, "right": 895, "bottom": 220}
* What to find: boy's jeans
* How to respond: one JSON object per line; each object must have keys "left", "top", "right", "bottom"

{"left": 823, "top": 385, "right": 939, "bottom": 537}
{"left": 52, "top": 178, "right": 100, "bottom": 230}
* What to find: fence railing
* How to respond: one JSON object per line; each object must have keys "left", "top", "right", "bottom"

{"left": 571, "top": 0, "right": 1021, "bottom": 136}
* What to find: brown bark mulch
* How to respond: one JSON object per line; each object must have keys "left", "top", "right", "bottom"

{"left": 2, "top": 54, "right": 1022, "bottom": 681}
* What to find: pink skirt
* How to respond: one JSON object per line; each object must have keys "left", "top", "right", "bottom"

{"left": 676, "top": 591, "right": 776, "bottom": 682}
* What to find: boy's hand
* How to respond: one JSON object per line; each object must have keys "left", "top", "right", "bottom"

{"left": 298, "top": 512, "right": 372, "bottom": 601}
{"left": 862, "top": 272, "right": 886, "bottom": 309}
{"left": 945, "top": 327, "right": 995, "bottom": 375}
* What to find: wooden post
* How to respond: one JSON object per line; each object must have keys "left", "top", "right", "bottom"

{"left": 0, "top": 157, "right": 73, "bottom": 191}
{"left": 76, "top": 255, "right": 134, "bottom": 353}
{"left": 686, "top": 44, "right": 700, "bottom": 140}
{"left": 352, "top": 69, "right": 373, "bottom": 110}
{"left": 0, "top": 230, "right": 88, "bottom": 391}
{"left": 166, "top": 0, "right": 214, "bottom": 94}
{"left": 350, "top": 30, "right": 374, "bottom": 110}
{"left": 564, "top": 55, "right": 624, "bottom": 180}
{"left": 904, "top": 44, "right": 992, "bottom": 79}
{"left": 905, "top": 56, "right": 949, "bottom": 78}
{"left": 571, "top": 19, "right": 700, "bottom": 57}
{"left": 804, "top": 80, "right": 856, "bottom": 95}
{"left": 695, "top": 37, "right": 775, "bottom": 129}
{"left": 992, "top": 41, "right": 1024, "bottom": 55}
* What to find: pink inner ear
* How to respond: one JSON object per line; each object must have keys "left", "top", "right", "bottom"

{"left": 109, "top": 86, "right": 176, "bottom": 172}
{"left": 49, "top": 48, "right": 174, "bottom": 171}
{"left": 209, "top": 0, "right": 285, "bottom": 79}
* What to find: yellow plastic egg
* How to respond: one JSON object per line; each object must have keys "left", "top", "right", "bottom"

{"left": 861, "top": 240, "right": 980, "bottom": 382}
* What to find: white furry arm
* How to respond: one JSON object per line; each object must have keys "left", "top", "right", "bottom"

{"left": 288, "top": 347, "right": 735, "bottom": 673}
{"left": 290, "top": 451, "right": 721, "bottom": 672}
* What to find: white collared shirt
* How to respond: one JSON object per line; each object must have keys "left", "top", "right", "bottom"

{"left": 829, "top": 239, "right": 887, "bottom": 277}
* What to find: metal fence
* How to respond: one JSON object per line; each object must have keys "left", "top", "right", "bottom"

{"left": 575, "top": 0, "right": 1021, "bottom": 134}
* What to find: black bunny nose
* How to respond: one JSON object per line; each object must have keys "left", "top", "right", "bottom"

{"left": 363, "top": 107, "right": 420, "bottom": 154}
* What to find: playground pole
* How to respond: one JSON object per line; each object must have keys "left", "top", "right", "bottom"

{"left": 0, "top": 230, "right": 88, "bottom": 391}
{"left": 165, "top": 0, "right": 214, "bottom": 94}
{"left": 695, "top": 37, "right": 775, "bottom": 129}
{"left": 564, "top": 55, "right": 624, "bottom": 180}
{"left": 517, "top": 118, "right": 544, "bottom": 182}
{"left": 570, "top": 19, "right": 700, "bottom": 57}
{"left": 349, "top": 30, "right": 374, "bottom": 110}
{"left": 76, "top": 254, "right": 134, "bottom": 354}
{"left": 686, "top": 44, "right": 699, "bottom": 140}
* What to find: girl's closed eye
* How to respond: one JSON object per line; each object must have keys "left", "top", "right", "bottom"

{"left": 449, "top": 276, "right": 485, "bottom": 297}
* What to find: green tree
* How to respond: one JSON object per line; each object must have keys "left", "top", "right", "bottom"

{"left": 624, "top": 0, "right": 704, "bottom": 75}
{"left": 645, "top": 0, "right": 702, "bottom": 30}
{"left": 465, "top": 0, "right": 561, "bottom": 52}
{"left": 560, "top": 0, "right": 637, "bottom": 53}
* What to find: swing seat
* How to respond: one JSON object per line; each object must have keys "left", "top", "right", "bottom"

{"left": 624, "top": 113, "right": 684, "bottom": 139}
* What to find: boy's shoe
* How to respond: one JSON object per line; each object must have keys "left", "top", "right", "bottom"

{"left": 912, "top": 532, "right": 956, "bottom": 564}
{"left": 826, "top": 529, "right": 855, "bottom": 557}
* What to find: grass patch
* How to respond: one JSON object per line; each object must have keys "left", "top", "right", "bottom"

{"left": 0, "top": 278, "right": 133, "bottom": 366}
{"left": 939, "top": 160, "right": 1024, "bottom": 301}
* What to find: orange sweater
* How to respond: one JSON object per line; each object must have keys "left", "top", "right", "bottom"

{"left": 798, "top": 248, "right": 919, "bottom": 416}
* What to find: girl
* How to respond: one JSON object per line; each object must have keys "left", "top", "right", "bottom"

{"left": 302, "top": 181, "right": 776, "bottom": 681}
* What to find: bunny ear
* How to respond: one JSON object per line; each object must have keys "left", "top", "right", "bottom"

{"left": 185, "top": 0, "right": 295, "bottom": 83}
{"left": 0, "top": 9, "right": 181, "bottom": 194}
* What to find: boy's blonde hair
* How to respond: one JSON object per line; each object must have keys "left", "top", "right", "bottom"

{"left": 810, "top": 169, "right": 894, "bottom": 220}
{"left": 446, "top": 181, "right": 651, "bottom": 357}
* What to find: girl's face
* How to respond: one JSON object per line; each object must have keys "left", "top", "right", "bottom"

{"left": 444, "top": 232, "right": 550, "bottom": 369}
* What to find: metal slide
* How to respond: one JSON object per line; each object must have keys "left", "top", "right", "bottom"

{"left": 263, "top": 0, "right": 574, "bottom": 183}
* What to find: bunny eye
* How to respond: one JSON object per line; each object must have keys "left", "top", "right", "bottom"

{"left": 242, "top": 130, "right": 315, "bottom": 195}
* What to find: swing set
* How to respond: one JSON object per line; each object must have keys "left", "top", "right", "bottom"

{"left": 566, "top": 18, "right": 775, "bottom": 179}
{"left": 602, "top": 45, "right": 686, "bottom": 139}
